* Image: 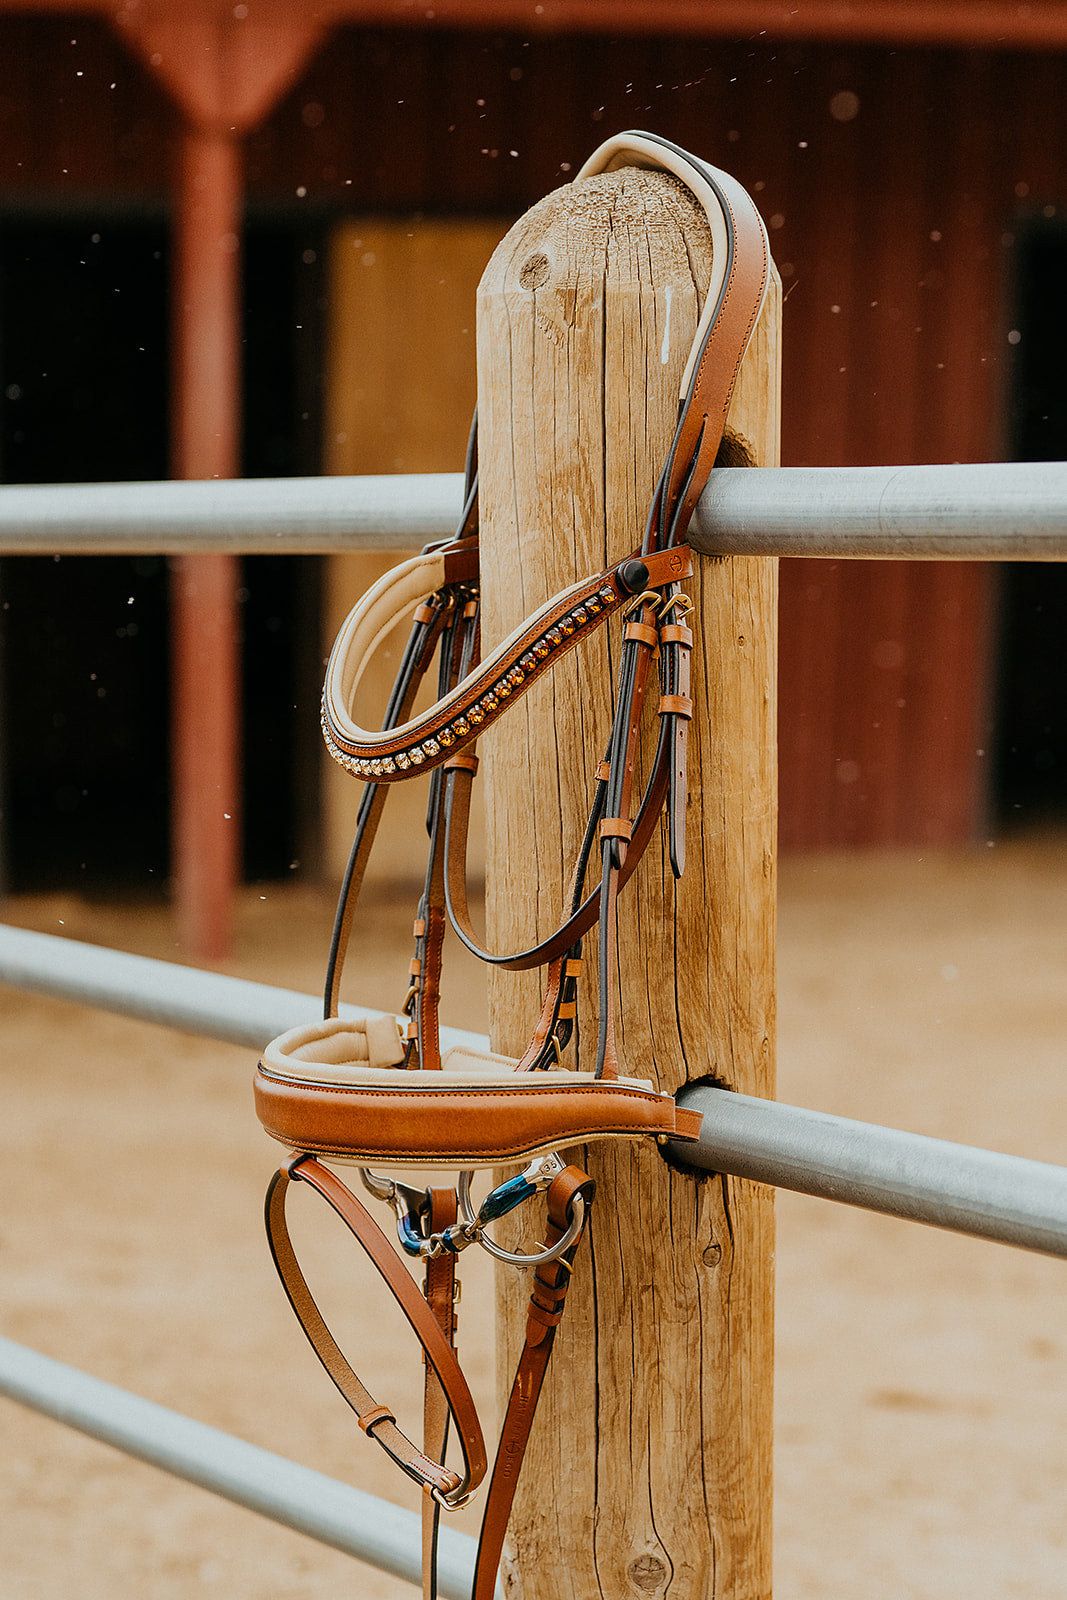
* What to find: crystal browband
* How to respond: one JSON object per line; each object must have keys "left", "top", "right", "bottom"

{"left": 322, "top": 544, "right": 692, "bottom": 782}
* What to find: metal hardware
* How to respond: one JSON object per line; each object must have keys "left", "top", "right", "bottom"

{"left": 431, "top": 1483, "right": 477, "bottom": 1513}
{"left": 622, "top": 588, "right": 663, "bottom": 621}
{"left": 455, "top": 1161, "right": 585, "bottom": 1269}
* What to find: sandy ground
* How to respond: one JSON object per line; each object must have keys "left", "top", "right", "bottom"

{"left": 2, "top": 839, "right": 1067, "bottom": 1599}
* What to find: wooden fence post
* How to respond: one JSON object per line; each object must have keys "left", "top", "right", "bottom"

{"left": 477, "top": 163, "right": 780, "bottom": 1599}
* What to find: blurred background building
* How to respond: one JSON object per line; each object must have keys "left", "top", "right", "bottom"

{"left": 0, "top": 1, "right": 1064, "bottom": 953}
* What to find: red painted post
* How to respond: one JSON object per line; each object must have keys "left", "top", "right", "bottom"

{"left": 169, "top": 124, "right": 242, "bottom": 959}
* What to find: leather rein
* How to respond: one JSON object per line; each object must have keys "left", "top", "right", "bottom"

{"left": 257, "top": 130, "right": 769, "bottom": 1600}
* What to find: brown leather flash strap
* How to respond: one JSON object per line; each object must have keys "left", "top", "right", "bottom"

{"left": 471, "top": 1165, "right": 595, "bottom": 1600}
{"left": 264, "top": 1158, "right": 487, "bottom": 1501}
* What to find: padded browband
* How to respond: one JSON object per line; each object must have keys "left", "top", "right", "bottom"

{"left": 323, "top": 543, "right": 691, "bottom": 780}
{"left": 322, "top": 132, "right": 768, "bottom": 782}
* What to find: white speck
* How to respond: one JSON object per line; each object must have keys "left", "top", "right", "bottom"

{"left": 223, "top": 812, "right": 232, "bottom": 819}
{"left": 660, "top": 285, "right": 673, "bottom": 365}
{"left": 941, "top": 964, "right": 959, "bottom": 981}
{"left": 1008, "top": 329, "right": 1021, "bottom": 345}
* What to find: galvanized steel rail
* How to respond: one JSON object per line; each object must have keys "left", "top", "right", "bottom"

{"left": 3, "top": 923, "right": 1066, "bottom": 1260}
{"left": 0, "top": 460, "right": 1065, "bottom": 559}
{"left": 0, "top": 1336, "right": 480, "bottom": 1600}
{"left": 3, "top": 453, "right": 1066, "bottom": 1585}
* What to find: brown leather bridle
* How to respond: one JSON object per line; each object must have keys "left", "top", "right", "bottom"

{"left": 256, "top": 130, "right": 769, "bottom": 1600}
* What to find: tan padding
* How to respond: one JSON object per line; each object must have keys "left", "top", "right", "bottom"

{"left": 575, "top": 131, "right": 769, "bottom": 400}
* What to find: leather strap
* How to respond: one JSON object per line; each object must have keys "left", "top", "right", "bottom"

{"left": 323, "top": 544, "right": 691, "bottom": 781}
{"left": 422, "top": 1188, "right": 458, "bottom": 1600}
{"left": 265, "top": 1157, "right": 592, "bottom": 1600}
{"left": 265, "top": 1156, "right": 487, "bottom": 1501}
{"left": 471, "top": 1165, "right": 595, "bottom": 1600}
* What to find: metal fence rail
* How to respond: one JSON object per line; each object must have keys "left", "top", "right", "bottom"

{"left": 0, "top": 460, "right": 1065, "bottom": 558}
{"left": 3, "top": 923, "right": 1066, "bottom": 1260}
{"left": 0, "top": 1336, "right": 480, "bottom": 1600}
{"left": 3, "top": 456, "right": 1067, "bottom": 1584}
{"left": 672, "top": 1085, "right": 1067, "bottom": 1257}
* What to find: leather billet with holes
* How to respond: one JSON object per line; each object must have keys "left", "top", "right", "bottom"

{"left": 255, "top": 132, "right": 769, "bottom": 1600}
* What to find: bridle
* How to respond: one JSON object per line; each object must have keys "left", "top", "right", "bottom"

{"left": 254, "top": 130, "right": 769, "bottom": 1600}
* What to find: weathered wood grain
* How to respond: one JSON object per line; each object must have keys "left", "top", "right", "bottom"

{"left": 477, "top": 164, "right": 780, "bottom": 1600}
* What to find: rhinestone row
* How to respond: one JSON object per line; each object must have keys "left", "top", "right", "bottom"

{"left": 324, "top": 583, "right": 617, "bottom": 780}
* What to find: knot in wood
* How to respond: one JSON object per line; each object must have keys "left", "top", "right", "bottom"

{"left": 519, "top": 251, "right": 550, "bottom": 290}
{"left": 628, "top": 1553, "right": 669, "bottom": 1593}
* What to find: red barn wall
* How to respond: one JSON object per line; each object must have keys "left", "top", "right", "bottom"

{"left": 2, "top": 19, "right": 1063, "bottom": 849}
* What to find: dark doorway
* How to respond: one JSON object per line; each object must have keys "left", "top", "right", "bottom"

{"left": 0, "top": 212, "right": 324, "bottom": 893}
{"left": 996, "top": 219, "right": 1067, "bottom": 830}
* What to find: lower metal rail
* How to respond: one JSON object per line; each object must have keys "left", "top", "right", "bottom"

{"left": 0, "top": 1336, "right": 479, "bottom": 1598}
{"left": 2, "top": 923, "right": 1065, "bottom": 1586}
{"left": 2, "top": 922, "right": 1066, "bottom": 1259}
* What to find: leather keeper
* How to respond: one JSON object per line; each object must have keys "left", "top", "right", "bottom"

{"left": 558, "top": 1001, "right": 577, "bottom": 1020}
{"left": 413, "top": 603, "right": 438, "bottom": 625}
{"left": 623, "top": 620, "right": 659, "bottom": 648}
{"left": 444, "top": 752, "right": 479, "bottom": 774}
{"left": 527, "top": 1302, "right": 564, "bottom": 1330}
{"left": 413, "top": 918, "right": 426, "bottom": 936}
{"left": 659, "top": 622, "right": 694, "bottom": 647}
{"left": 441, "top": 539, "right": 480, "bottom": 585}
{"left": 596, "top": 761, "right": 611, "bottom": 782}
{"left": 599, "top": 818, "right": 633, "bottom": 841}
{"left": 659, "top": 694, "right": 694, "bottom": 719}
{"left": 359, "top": 1404, "right": 396, "bottom": 1435}
{"left": 564, "top": 958, "right": 583, "bottom": 978}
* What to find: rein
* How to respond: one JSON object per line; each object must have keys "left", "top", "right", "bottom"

{"left": 254, "top": 130, "right": 768, "bottom": 1600}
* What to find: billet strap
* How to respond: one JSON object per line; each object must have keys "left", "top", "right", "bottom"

{"left": 323, "top": 544, "right": 691, "bottom": 782}
{"left": 265, "top": 1156, "right": 487, "bottom": 1501}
